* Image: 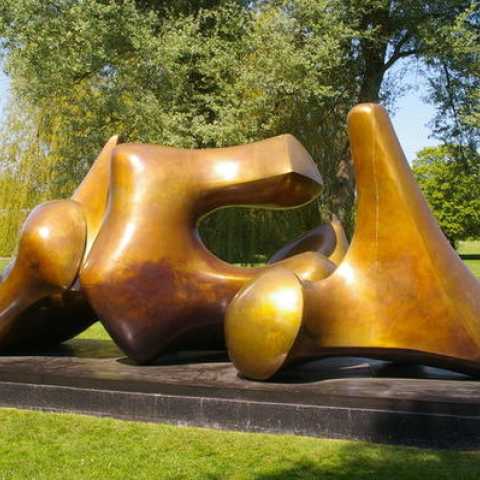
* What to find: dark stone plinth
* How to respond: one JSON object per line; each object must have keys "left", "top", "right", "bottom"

{"left": 1, "top": 339, "right": 480, "bottom": 448}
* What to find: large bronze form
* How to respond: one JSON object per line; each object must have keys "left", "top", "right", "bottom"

{"left": 79, "top": 135, "right": 337, "bottom": 363}
{"left": 226, "top": 103, "right": 480, "bottom": 380}
{"left": 4, "top": 102, "right": 479, "bottom": 380}
{"left": 0, "top": 136, "right": 119, "bottom": 350}
{"left": 0, "top": 133, "right": 338, "bottom": 359}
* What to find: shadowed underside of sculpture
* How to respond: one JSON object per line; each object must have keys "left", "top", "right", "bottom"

{"left": 226, "top": 104, "right": 480, "bottom": 380}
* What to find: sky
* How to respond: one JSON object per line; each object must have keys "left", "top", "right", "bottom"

{"left": 0, "top": 66, "right": 439, "bottom": 163}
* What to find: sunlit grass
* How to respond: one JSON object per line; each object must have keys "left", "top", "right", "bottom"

{"left": 0, "top": 257, "right": 9, "bottom": 273}
{"left": 457, "top": 241, "right": 480, "bottom": 277}
{"left": 463, "top": 259, "right": 480, "bottom": 277}
{"left": 458, "top": 240, "right": 480, "bottom": 255}
{"left": 76, "top": 322, "right": 111, "bottom": 341}
{"left": 0, "top": 408, "right": 479, "bottom": 480}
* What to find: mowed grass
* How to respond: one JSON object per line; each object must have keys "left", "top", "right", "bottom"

{"left": 0, "top": 408, "right": 480, "bottom": 480}
{"left": 457, "top": 240, "right": 480, "bottom": 255}
{"left": 457, "top": 240, "right": 480, "bottom": 277}
{"left": 0, "top": 257, "right": 10, "bottom": 272}
{"left": 76, "top": 321, "right": 111, "bottom": 341}
{"left": 463, "top": 259, "right": 480, "bottom": 277}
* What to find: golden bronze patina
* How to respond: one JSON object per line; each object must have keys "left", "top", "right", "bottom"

{"left": 0, "top": 136, "right": 119, "bottom": 350}
{"left": 329, "top": 215, "right": 349, "bottom": 265}
{"left": 267, "top": 216, "right": 348, "bottom": 266}
{"left": 80, "top": 134, "right": 333, "bottom": 363}
{"left": 72, "top": 135, "right": 120, "bottom": 255}
{"left": 226, "top": 103, "right": 480, "bottom": 380}
{"left": 6, "top": 102, "right": 477, "bottom": 379}
{"left": 0, "top": 133, "right": 332, "bottom": 358}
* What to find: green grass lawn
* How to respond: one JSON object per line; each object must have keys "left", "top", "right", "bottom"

{"left": 457, "top": 240, "right": 480, "bottom": 255}
{"left": 0, "top": 257, "right": 10, "bottom": 272}
{"left": 0, "top": 408, "right": 479, "bottom": 480}
{"left": 457, "top": 241, "right": 480, "bottom": 277}
{"left": 76, "top": 321, "right": 111, "bottom": 341}
{"left": 463, "top": 259, "right": 480, "bottom": 277}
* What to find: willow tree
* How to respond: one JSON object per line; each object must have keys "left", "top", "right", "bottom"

{"left": 0, "top": 0, "right": 478, "bottom": 261}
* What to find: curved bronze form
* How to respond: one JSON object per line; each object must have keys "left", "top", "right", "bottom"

{"left": 1, "top": 133, "right": 330, "bottom": 359}
{"left": 71, "top": 135, "right": 119, "bottom": 255}
{"left": 268, "top": 223, "right": 335, "bottom": 263}
{"left": 267, "top": 217, "right": 348, "bottom": 266}
{"left": 80, "top": 135, "right": 331, "bottom": 363}
{"left": 226, "top": 103, "right": 480, "bottom": 380}
{"left": 329, "top": 215, "right": 349, "bottom": 265}
{"left": 0, "top": 136, "right": 119, "bottom": 350}
{"left": 0, "top": 200, "right": 87, "bottom": 349}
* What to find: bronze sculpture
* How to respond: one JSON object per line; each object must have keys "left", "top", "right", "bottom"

{"left": 2, "top": 102, "right": 480, "bottom": 381}
{"left": 0, "top": 133, "right": 335, "bottom": 358}
{"left": 226, "top": 104, "right": 480, "bottom": 380}
{"left": 79, "top": 135, "right": 335, "bottom": 363}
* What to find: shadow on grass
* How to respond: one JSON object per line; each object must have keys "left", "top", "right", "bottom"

{"left": 254, "top": 446, "right": 480, "bottom": 480}
{"left": 0, "top": 338, "right": 121, "bottom": 359}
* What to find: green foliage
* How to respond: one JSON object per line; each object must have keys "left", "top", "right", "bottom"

{"left": 0, "top": 0, "right": 358, "bottom": 260}
{"left": 0, "top": 97, "right": 61, "bottom": 255}
{"left": 0, "top": 1, "right": 478, "bottom": 260}
{"left": 413, "top": 145, "right": 480, "bottom": 245}
{"left": 421, "top": 4, "right": 479, "bottom": 148}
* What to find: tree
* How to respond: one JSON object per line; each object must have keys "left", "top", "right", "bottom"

{"left": 412, "top": 145, "right": 480, "bottom": 246}
{"left": 0, "top": 1, "right": 478, "bottom": 261}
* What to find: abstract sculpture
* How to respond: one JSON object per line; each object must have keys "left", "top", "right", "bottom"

{"left": 79, "top": 135, "right": 336, "bottom": 363}
{"left": 0, "top": 133, "right": 338, "bottom": 359}
{"left": 226, "top": 104, "right": 480, "bottom": 379}
{"left": 2, "top": 102, "right": 480, "bottom": 381}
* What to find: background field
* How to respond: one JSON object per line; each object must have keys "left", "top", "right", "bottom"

{"left": 457, "top": 240, "right": 480, "bottom": 277}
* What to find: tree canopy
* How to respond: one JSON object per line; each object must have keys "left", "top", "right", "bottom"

{"left": 0, "top": 0, "right": 478, "bottom": 259}
{"left": 413, "top": 145, "right": 480, "bottom": 246}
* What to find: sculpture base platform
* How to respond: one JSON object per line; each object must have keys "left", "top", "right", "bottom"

{"left": 1, "top": 339, "right": 480, "bottom": 449}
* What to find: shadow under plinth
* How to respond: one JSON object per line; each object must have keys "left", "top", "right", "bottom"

{"left": 1, "top": 339, "right": 479, "bottom": 449}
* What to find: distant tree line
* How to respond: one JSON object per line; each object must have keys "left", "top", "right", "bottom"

{"left": 413, "top": 145, "right": 480, "bottom": 248}
{"left": 0, "top": 1, "right": 478, "bottom": 260}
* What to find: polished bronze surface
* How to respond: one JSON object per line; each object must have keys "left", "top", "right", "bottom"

{"left": 0, "top": 137, "right": 119, "bottom": 349}
{"left": 80, "top": 134, "right": 329, "bottom": 363}
{"left": 71, "top": 135, "right": 119, "bottom": 255}
{"left": 226, "top": 267, "right": 305, "bottom": 380}
{"left": 226, "top": 103, "right": 480, "bottom": 380}
{"left": 328, "top": 215, "right": 349, "bottom": 265}
{"left": 267, "top": 217, "right": 349, "bottom": 266}
{"left": 268, "top": 223, "right": 335, "bottom": 263}
{"left": 1, "top": 133, "right": 328, "bottom": 359}
{"left": 0, "top": 200, "right": 88, "bottom": 349}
